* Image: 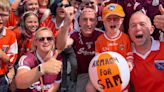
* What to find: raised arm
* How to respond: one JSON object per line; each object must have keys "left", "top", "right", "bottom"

{"left": 56, "top": 6, "right": 75, "bottom": 50}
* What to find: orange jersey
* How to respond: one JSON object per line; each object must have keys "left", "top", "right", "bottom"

{"left": 40, "top": 15, "right": 59, "bottom": 37}
{"left": 0, "top": 28, "right": 18, "bottom": 75}
{"left": 13, "top": 27, "right": 33, "bottom": 58}
{"left": 95, "top": 32, "right": 132, "bottom": 58}
{"left": 18, "top": 38, "right": 33, "bottom": 58}
{"left": 40, "top": 15, "right": 73, "bottom": 37}
{"left": 12, "top": 27, "right": 21, "bottom": 41}
{"left": 6, "top": 12, "right": 20, "bottom": 28}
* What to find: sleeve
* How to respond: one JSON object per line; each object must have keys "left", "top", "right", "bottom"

{"left": 17, "top": 55, "right": 34, "bottom": 70}
{"left": 54, "top": 72, "right": 62, "bottom": 84}
{"left": 12, "top": 27, "right": 21, "bottom": 41}
{"left": 125, "top": 37, "right": 133, "bottom": 61}
{"left": 95, "top": 38, "right": 101, "bottom": 53}
{"left": 7, "top": 32, "right": 18, "bottom": 65}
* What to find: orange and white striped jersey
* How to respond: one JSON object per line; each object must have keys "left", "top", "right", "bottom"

{"left": 0, "top": 28, "right": 18, "bottom": 75}
{"left": 95, "top": 31, "right": 132, "bottom": 59}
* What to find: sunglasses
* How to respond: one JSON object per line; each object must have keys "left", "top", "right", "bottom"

{"left": 106, "top": 17, "right": 121, "bottom": 22}
{"left": 57, "top": 2, "right": 71, "bottom": 8}
{"left": 37, "top": 37, "right": 54, "bottom": 42}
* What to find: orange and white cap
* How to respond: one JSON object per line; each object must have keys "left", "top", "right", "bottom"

{"left": 102, "top": 3, "right": 125, "bottom": 20}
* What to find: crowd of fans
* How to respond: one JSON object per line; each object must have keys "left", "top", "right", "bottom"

{"left": 0, "top": 0, "right": 164, "bottom": 92}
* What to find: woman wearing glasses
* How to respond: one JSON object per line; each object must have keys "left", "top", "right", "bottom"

{"left": 41, "top": 0, "right": 78, "bottom": 90}
{"left": 40, "top": 0, "right": 73, "bottom": 36}
{"left": 15, "top": 27, "right": 62, "bottom": 92}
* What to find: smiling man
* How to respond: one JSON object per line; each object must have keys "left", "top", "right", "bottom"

{"left": 129, "top": 11, "right": 164, "bottom": 92}
{"left": 70, "top": 7, "right": 103, "bottom": 92}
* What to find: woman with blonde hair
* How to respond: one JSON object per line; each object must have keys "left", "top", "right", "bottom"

{"left": 15, "top": 27, "right": 62, "bottom": 92}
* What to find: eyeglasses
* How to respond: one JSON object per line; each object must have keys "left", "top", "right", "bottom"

{"left": 0, "top": 13, "right": 9, "bottom": 17}
{"left": 106, "top": 17, "right": 122, "bottom": 22}
{"left": 84, "top": 1, "right": 94, "bottom": 6}
{"left": 37, "top": 37, "right": 54, "bottom": 42}
{"left": 57, "top": 2, "right": 71, "bottom": 8}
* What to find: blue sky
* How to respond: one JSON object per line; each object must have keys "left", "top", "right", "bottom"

{"left": 10, "top": 0, "right": 15, "bottom": 4}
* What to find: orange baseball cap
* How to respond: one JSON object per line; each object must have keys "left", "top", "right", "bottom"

{"left": 102, "top": 3, "right": 125, "bottom": 20}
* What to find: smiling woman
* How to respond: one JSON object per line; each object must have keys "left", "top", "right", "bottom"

{"left": 12, "top": 11, "right": 40, "bottom": 60}
{"left": 15, "top": 27, "right": 62, "bottom": 92}
{"left": 32, "top": 27, "right": 55, "bottom": 53}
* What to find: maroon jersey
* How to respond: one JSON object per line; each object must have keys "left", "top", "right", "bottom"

{"left": 16, "top": 51, "right": 61, "bottom": 92}
{"left": 71, "top": 29, "right": 103, "bottom": 74}
{"left": 123, "top": 0, "right": 164, "bottom": 33}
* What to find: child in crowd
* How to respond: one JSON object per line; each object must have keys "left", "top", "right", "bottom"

{"left": 0, "top": 0, "right": 18, "bottom": 91}
{"left": 86, "top": 3, "right": 133, "bottom": 92}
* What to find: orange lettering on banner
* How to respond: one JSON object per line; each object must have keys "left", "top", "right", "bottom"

{"left": 97, "top": 53, "right": 122, "bottom": 92}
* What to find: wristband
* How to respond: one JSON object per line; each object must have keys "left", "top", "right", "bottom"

{"left": 38, "top": 64, "right": 44, "bottom": 75}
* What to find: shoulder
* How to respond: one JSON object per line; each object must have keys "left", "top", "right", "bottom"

{"left": 120, "top": 32, "right": 131, "bottom": 40}
{"left": 5, "top": 28, "right": 16, "bottom": 38}
{"left": 18, "top": 52, "right": 37, "bottom": 68}
{"left": 160, "top": 42, "right": 164, "bottom": 48}
{"left": 41, "top": 15, "right": 53, "bottom": 24}
{"left": 93, "top": 28, "right": 104, "bottom": 39}
{"left": 95, "top": 28, "right": 104, "bottom": 34}
{"left": 121, "top": 32, "right": 129, "bottom": 37}
{"left": 96, "top": 33, "right": 104, "bottom": 40}
{"left": 70, "top": 31, "right": 80, "bottom": 39}
{"left": 6, "top": 28, "right": 15, "bottom": 34}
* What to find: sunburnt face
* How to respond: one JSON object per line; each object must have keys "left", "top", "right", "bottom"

{"left": 128, "top": 13, "right": 154, "bottom": 46}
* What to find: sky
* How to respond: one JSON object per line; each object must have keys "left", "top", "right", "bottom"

{"left": 9, "top": 0, "right": 15, "bottom": 4}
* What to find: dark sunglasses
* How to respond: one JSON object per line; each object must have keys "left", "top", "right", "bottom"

{"left": 85, "top": 1, "right": 94, "bottom": 6}
{"left": 37, "top": 37, "right": 54, "bottom": 42}
{"left": 57, "top": 2, "right": 71, "bottom": 8}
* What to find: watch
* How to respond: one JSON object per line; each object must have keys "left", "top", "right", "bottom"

{"left": 38, "top": 64, "right": 44, "bottom": 75}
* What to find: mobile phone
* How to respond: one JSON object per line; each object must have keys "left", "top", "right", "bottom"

{"left": 154, "top": 60, "right": 164, "bottom": 70}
